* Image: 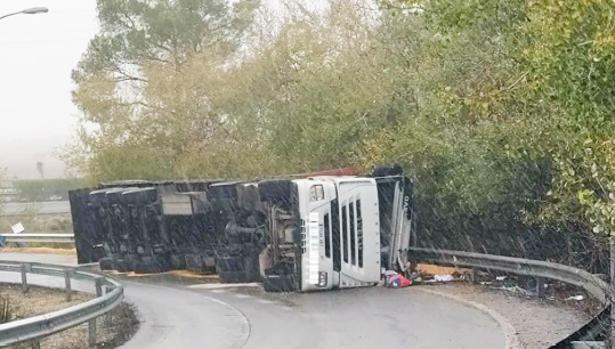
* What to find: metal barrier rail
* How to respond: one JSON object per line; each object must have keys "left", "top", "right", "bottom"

{"left": 0, "top": 234, "right": 75, "bottom": 245}
{"left": 0, "top": 261, "right": 123, "bottom": 348}
{"left": 409, "top": 247, "right": 612, "bottom": 347}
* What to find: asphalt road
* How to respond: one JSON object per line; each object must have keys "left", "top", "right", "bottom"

{"left": 0, "top": 200, "right": 70, "bottom": 216}
{"left": 0, "top": 252, "right": 505, "bottom": 349}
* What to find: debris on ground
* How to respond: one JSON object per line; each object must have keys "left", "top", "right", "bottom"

{"left": 416, "top": 263, "right": 470, "bottom": 276}
{"left": 383, "top": 270, "right": 412, "bottom": 288}
{"left": 433, "top": 274, "right": 455, "bottom": 282}
{"left": 416, "top": 283, "right": 591, "bottom": 349}
{"left": 498, "top": 285, "right": 533, "bottom": 297}
{"left": 565, "top": 295, "right": 585, "bottom": 301}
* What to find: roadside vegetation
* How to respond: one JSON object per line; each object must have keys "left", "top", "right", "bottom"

{"left": 0, "top": 212, "right": 72, "bottom": 235}
{"left": 64, "top": 0, "right": 615, "bottom": 270}
{"left": 0, "top": 292, "right": 11, "bottom": 324}
{"left": 0, "top": 284, "right": 138, "bottom": 349}
{"left": 12, "top": 178, "right": 86, "bottom": 202}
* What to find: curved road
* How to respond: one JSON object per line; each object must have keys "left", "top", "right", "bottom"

{"left": 0, "top": 253, "right": 505, "bottom": 349}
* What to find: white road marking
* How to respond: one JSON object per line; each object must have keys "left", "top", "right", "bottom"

{"left": 188, "top": 282, "right": 261, "bottom": 290}
{"left": 257, "top": 299, "right": 274, "bottom": 304}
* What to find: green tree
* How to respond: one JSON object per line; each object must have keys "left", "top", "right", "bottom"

{"left": 69, "top": 0, "right": 260, "bottom": 181}
{"left": 66, "top": 0, "right": 615, "bottom": 267}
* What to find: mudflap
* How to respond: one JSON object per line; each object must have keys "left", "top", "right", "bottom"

{"left": 216, "top": 255, "right": 260, "bottom": 283}
{"left": 263, "top": 274, "right": 296, "bottom": 292}
{"left": 263, "top": 263, "right": 298, "bottom": 292}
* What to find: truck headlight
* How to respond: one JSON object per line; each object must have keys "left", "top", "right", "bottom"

{"left": 318, "top": 271, "right": 328, "bottom": 287}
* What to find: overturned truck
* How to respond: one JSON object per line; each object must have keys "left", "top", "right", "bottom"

{"left": 69, "top": 166, "right": 414, "bottom": 292}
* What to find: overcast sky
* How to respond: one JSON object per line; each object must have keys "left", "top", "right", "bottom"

{"left": 0, "top": 0, "right": 326, "bottom": 180}
{"left": 0, "top": 0, "right": 98, "bottom": 179}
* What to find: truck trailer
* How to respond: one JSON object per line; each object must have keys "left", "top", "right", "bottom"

{"left": 69, "top": 166, "right": 414, "bottom": 292}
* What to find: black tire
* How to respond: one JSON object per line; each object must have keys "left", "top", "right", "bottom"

{"left": 99, "top": 257, "right": 113, "bottom": 270}
{"left": 132, "top": 260, "right": 151, "bottom": 274}
{"left": 132, "top": 256, "right": 167, "bottom": 273}
{"left": 170, "top": 254, "right": 186, "bottom": 269}
{"left": 184, "top": 253, "right": 201, "bottom": 272}
{"left": 114, "top": 259, "right": 131, "bottom": 272}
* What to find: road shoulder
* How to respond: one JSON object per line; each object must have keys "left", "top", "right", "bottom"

{"left": 415, "top": 283, "right": 590, "bottom": 349}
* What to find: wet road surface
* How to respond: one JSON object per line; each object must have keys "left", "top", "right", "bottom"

{"left": 0, "top": 252, "right": 505, "bottom": 349}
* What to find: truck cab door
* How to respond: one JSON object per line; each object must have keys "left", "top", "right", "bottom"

{"left": 375, "top": 176, "right": 414, "bottom": 273}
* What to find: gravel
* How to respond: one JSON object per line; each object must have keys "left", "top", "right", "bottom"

{"left": 416, "top": 282, "right": 592, "bottom": 349}
{"left": 1, "top": 283, "right": 138, "bottom": 349}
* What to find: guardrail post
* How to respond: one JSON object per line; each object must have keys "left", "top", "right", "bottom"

{"left": 64, "top": 269, "right": 73, "bottom": 302}
{"left": 94, "top": 277, "right": 104, "bottom": 297}
{"left": 535, "top": 277, "right": 545, "bottom": 299}
{"left": 609, "top": 236, "right": 615, "bottom": 349}
{"left": 21, "top": 263, "right": 31, "bottom": 293}
{"left": 31, "top": 340, "right": 40, "bottom": 349}
{"left": 88, "top": 318, "right": 97, "bottom": 346}
{"left": 470, "top": 268, "right": 478, "bottom": 284}
{"left": 103, "top": 285, "right": 113, "bottom": 326}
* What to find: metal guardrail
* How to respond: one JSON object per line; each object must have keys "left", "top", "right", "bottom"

{"left": 0, "top": 234, "right": 75, "bottom": 245}
{"left": 409, "top": 247, "right": 612, "bottom": 347}
{"left": 0, "top": 261, "right": 123, "bottom": 348}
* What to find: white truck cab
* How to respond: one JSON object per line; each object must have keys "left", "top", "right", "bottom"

{"left": 260, "top": 171, "right": 412, "bottom": 292}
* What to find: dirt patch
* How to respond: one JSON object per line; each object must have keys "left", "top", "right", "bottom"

{"left": 107, "top": 269, "right": 220, "bottom": 288}
{"left": 1, "top": 284, "right": 138, "bottom": 349}
{"left": 0, "top": 247, "right": 76, "bottom": 256}
{"left": 1, "top": 283, "right": 91, "bottom": 320}
{"left": 416, "top": 282, "right": 591, "bottom": 349}
{"left": 416, "top": 263, "right": 470, "bottom": 276}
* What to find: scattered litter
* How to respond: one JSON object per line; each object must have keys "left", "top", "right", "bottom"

{"left": 433, "top": 274, "right": 454, "bottom": 282}
{"left": 11, "top": 222, "right": 25, "bottom": 234}
{"left": 495, "top": 276, "right": 507, "bottom": 281}
{"left": 565, "top": 295, "right": 585, "bottom": 301}
{"left": 499, "top": 285, "right": 532, "bottom": 296}
{"left": 383, "top": 270, "right": 412, "bottom": 288}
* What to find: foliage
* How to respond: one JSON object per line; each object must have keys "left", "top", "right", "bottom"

{"left": 66, "top": 0, "right": 615, "bottom": 268}
{"left": 0, "top": 293, "right": 11, "bottom": 324}
{"left": 13, "top": 178, "right": 86, "bottom": 202}
{"left": 67, "top": 0, "right": 261, "bottom": 181}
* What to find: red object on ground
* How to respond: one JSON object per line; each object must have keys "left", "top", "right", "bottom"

{"left": 385, "top": 272, "right": 412, "bottom": 288}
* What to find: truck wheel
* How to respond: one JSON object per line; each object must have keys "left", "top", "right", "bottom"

{"left": 132, "top": 260, "right": 150, "bottom": 274}
{"left": 133, "top": 256, "right": 163, "bottom": 273}
{"left": 170, "top": 254, "right": 186, "bottom": 269}
{"left": 114, "top": 259, "right": 131, "bottom": 272}
{"left": 99, "top": 257, "right": 113, "bottom": 270}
